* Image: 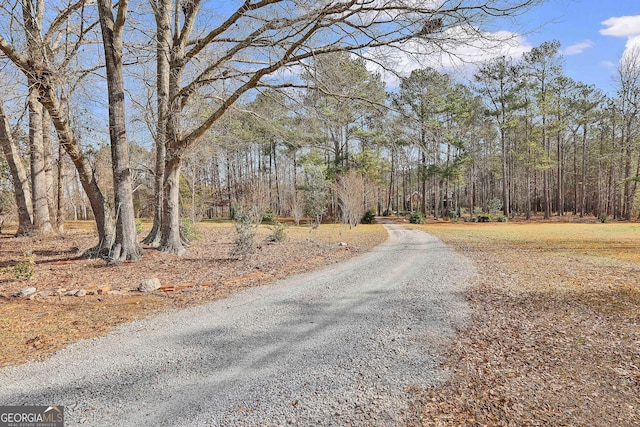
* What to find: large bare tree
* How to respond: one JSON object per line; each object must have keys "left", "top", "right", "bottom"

{"left": 146, "top": 0, "right": 542, "bottom": 254}
{"left": 0, "top": 1, "right": 114, "bottom": 250}
{"left": 0, "top": 100, "right": 33, "bottom": 235}
{"left": 96, "top": 0, "right": 142, "bottom": 261}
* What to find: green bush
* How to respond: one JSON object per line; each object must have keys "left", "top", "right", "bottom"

{"left": 598, "top": 214, "right": 608, "bottom": 223}
{"left": 477, "top": 214, "right": 492, "bottom": 222}
{"left": 409, "top": 212, "right": 425, "bottom": 224}
{"left": 231, "top": 207, "right": 258, "bottom": 259}
{"left": 488, "top": 198, "right": 502, "bottom": 215}
{"left": 135, "top": 219, "right": 144, "bottom": 235}
{"left": 261, "top": 208, "right": 276, "bottom": 224}
{"left": 180, "top": 218, "right": 201, "bottom": 242}
{"left": 447, "top": 209, "right": 458, "bottom": 221}
{"left": 361, "top": 209, "right": 376, "bottom": 224}
{"left": 267, "top": 220, "right": 287, "bottom": 242}
{"left": 496, "top": 215, "right": 508, "bottom": 222}
{"left": 1, "top": 252, "right": 35, "bottom": 281}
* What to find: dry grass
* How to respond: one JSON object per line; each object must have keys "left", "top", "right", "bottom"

{"left": 406, "top": 221, "right": 640, "bottom": 426}
{"left": 0, "top": 220, "right": 387, "bottom": 368}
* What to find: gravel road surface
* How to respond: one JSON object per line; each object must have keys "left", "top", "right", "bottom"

{"left": 0, "top": 224, "right": 474, "bottom": 426}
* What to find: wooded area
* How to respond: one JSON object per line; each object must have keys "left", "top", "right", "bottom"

{"left": 0, "top": 0, "right": 638, "bottom": 261}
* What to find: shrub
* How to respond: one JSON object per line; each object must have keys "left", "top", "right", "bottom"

{"left": 361, "top": 209, "right": 376, "bottom": 224}
{"left": 409, "top": 212, "right": 425, "bottom": 224}
{"left": 1, "top": 252, "right": 35, "bottom": 281}
{"left": 496, "top": 214, "right": 508, "bottom": 222}
{"left": 447, "top": 209, "right": 458, "bottom": 221}
{"left": 135, "top": 219, "right": 144, "bottom": 235}
{"left": 231, "top": 206, "right": 258, "bottom": 259}
{"left": 267, "top": 220, "right": 287, "bottom": 242}
{"left": 477, "top": 214, "right": 492, "bottom": 222}
{"left": 180, "top": 218, "right": 201, "bottom": 242}
{"left": 488, "top": 198, "right": 502, "bottom": 215}
{"left": 598, "top": 214, "right": 608, "bottom": 223}
{"left": 261, "top": 208, "right": 276, "bottom": 224}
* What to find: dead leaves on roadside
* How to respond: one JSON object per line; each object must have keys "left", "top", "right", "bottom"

{"left": 410, "top": 223, "right": 640, "bottom": 426}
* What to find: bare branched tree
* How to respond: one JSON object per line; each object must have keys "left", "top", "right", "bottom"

{"left": 334, "top": 170, "right": 372, "bottom": 228}
{"left": 150, "top": 0, "right": 542, "bottom": 254}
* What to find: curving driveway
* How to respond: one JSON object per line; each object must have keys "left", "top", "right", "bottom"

{"left": 0, "top": 224, "right": 474, "bottom": 426}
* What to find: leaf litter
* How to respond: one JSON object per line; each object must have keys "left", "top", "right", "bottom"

{"left": 0, "top": 221, "right": 387, "bottom": 368}
{"left": 407, "top": 221, "right": 640, "bottom": 426}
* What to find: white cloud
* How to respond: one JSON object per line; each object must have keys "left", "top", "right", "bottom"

{"left": 562, "top": 40, "right": 594, "bottom": 55}
{"left": 365, "top": 26, "right": 533, "bottom": 87}
{"left": 600, "top": 15, "right": 640, "bottom": 52}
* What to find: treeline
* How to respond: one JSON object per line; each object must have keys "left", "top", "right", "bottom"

{"left": 0, "top": 1, "right": 637, "bottom": 261}
{"left": 106, "top": 44, "right": 639, "bottom": 225}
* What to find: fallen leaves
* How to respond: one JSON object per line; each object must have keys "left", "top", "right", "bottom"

{"left": 408, "top": 221, "right": 640, "bottom": 426}
{"left": 0, "top": 221, "right": 388, "bottom": 368}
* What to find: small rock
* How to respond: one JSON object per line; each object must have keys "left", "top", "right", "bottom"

{"left": 97, "top": 285, "right": 112, "bottom": 294}
{"left": 75, "top": 289, "right": 87, "bottom": 297}
{"left": 338, "top": 242, "right": 348, "bottom": 247}
{"left": 17, "top": 287, "right": 36, "bottom": 298}
{"left": 66, "top": 289, "right": 79, "bottom": 296}
{"left": 139, "top": 278, "right": 161, "bottom": 292}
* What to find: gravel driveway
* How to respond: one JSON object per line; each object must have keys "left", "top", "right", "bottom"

{"left": 0, "top": 224, "right": 474, "bottom": 426}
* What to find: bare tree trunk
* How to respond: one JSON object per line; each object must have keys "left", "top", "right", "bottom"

{"left": 0, "top": 100, "right": 33, "bottom": 235}
{"left": 38, "top": 83, "right": 114, "bottom": 250}
{"left": 43, "top": 107, "right": 56, "bottom": 224}
{"left": 97, "top": 0, "right": 142, "bottom": 261}
{"left": 500, "top": 127, "right": 509, "bottom": 217}
{"left": 556, "top": 128, "right": 563, "bottom": 216}
{"left": 56, "top": 139, "right": 65, "bottom": 232}
{"left": 144, "top": 0, "right": 171, "bottom": 246}
{"left": 160, "top": 156, "right": 186, "bottom": 255}
{"left": 21, "top": 0, "right": 52, "bottom": 235}
{"left": 28, "top": 87, "right": 54, "bottom": 235}
{"left": 580, "top": 125, "right": 587, "bottom": 217}
{"left": 156, "top": 0, "right": 199, "bottom": 254}
{"left": 5, "top": 0, "right": 114, "bottom": 249}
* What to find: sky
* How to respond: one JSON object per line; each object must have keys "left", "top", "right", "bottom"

{"left": 500, "top": 0, "right": 640, "bottom": 95}
{"left": 363, "top": 0, "right": 640, "bottom": 94}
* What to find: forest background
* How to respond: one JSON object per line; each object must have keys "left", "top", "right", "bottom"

{"left": 0, "top": 0, "right": 639, "bottom": 262}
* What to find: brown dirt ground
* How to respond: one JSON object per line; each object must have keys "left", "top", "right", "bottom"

{"left": 0, "top": 221, "right": 388, "bottom": 368}
{"left": 405, "top": 219, "right": 640, "bottom": 427}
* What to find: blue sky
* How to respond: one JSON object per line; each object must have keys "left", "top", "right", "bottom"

{"left": 516, "top": 0, "right": 640, "bottom": 94}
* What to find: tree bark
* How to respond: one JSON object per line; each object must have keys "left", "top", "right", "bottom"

{"left": 56, "top": 139, "right": 65, "bottom": 232}
{"left": 0, "top": 101, "right": 33, "bottom": 235}
{"left": 144, "top": 0, "right": 171, "bottom": 246}
{"left": 22, "top": 0, "right": 53, "bottom": 235}
{"left": 97, "top": 0, "right": 142, "bottom": 261}
{"left": 28, "top": 86, "right": 54, "bottom": 235}
{"left": 5, "top": 0, "right": 113, "bottom": 249}
{"left": 43, "top": 107, "right": 56, "bottom": 224}
{"left": 160, "top": 156, "right": 186, "bottom": 255}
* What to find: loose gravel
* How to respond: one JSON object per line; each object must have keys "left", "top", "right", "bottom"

{"left": 0, "top": 224, "right": 474, "bottom": 426}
